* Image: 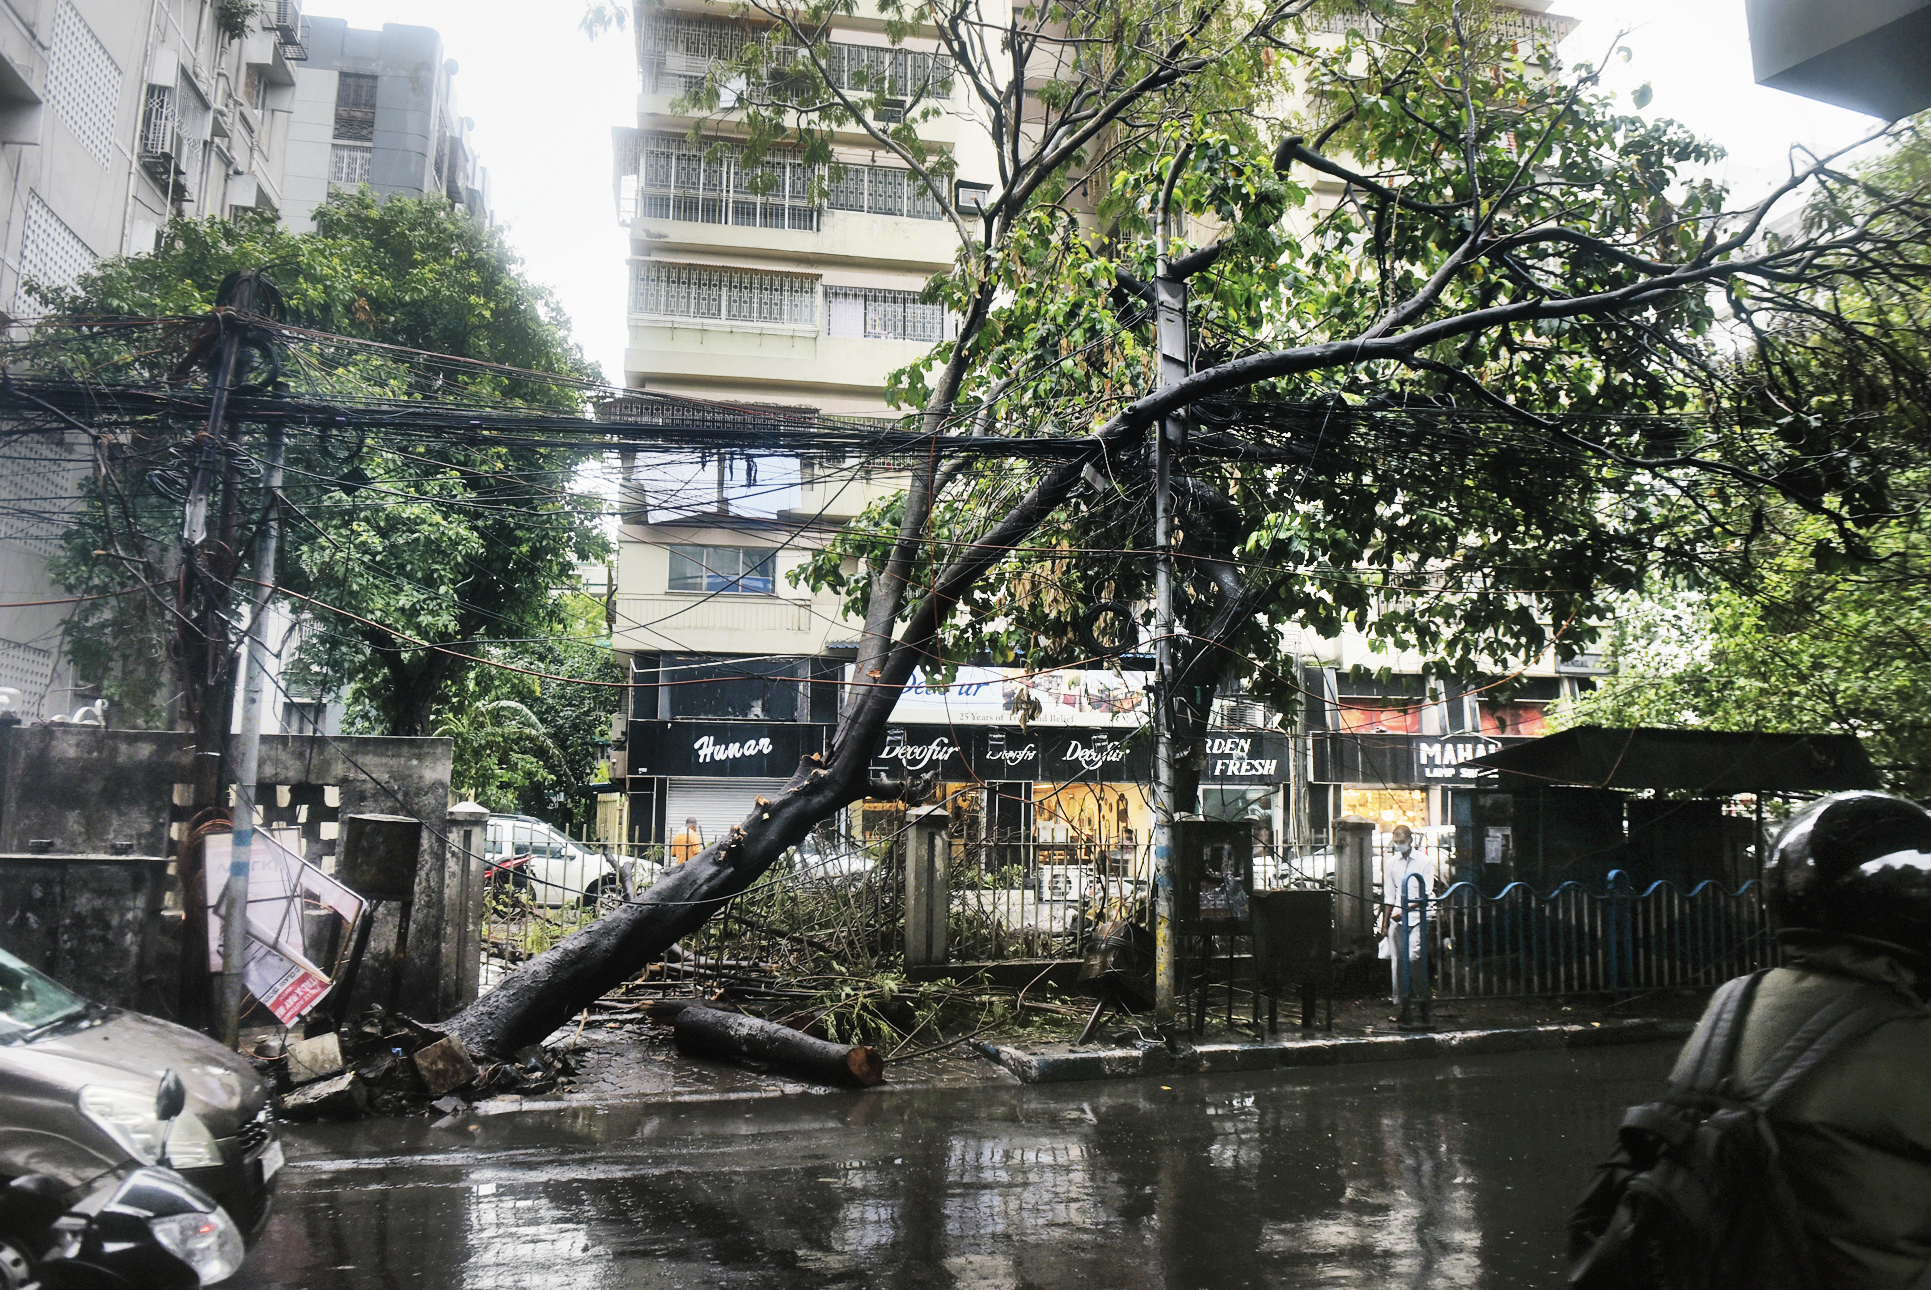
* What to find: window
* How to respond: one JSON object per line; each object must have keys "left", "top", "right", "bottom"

{"left": 631, "top": 263, "right": 816, "bottom": 326}
{"left": 825, "top": 286, "right": 948, "bottom": 342}
{"left": 243, "top": 67, "right": 267, "bottom": 115}
{"left": 333, "top": 71, "right": 376, "bottom": 141}
{"left": 330, "top": 143, "right": 372, "bottom": 186}
{"left": 637, "top": 12, "right": 952, "bottom": 103}
{"left": 138, "top": 84, "right": 176, "bottom": 159}
{"left": 668, "top": 546, "right": 777, "bottom": 595}
{"left": 46, "top": 1, "right": 120, "bottom": 168}
{"left": 825, "top": 163, "right": 946, "bottom": 220}
{"left": 628, "top": 132, "right": 818, "bottom": 231}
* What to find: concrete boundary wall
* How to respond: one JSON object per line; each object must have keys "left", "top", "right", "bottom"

{"left": 0, "top": 725, "right": 458, "bottom": 1020}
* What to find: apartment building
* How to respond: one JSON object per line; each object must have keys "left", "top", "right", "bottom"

{"left": 280, "top": 17, "right": 489, "bottom": 232}
{"left": 0, "top": 0, "right": 306, "bottom": 717}
{"left": 605, "top": 0, "right": 1585, "bottom": 869}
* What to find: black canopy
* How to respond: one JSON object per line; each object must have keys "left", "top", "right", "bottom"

{"left": 1461, "top": 725, "right": 1880, "bottom": 796}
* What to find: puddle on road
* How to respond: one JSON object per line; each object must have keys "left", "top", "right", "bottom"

{"left": 233, "top": 1042, "right": 1675, "bottom": 1289}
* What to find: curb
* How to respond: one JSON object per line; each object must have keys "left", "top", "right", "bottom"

{"left": 981, "top": 1018, "right": 1694, "bottom": 1084}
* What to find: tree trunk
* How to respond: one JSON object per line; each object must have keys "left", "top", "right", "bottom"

{"left": 441, "top": 430, "right": 1130, "bottom": 1059}
{"left": 673, "top": 1004, "right": 883, "bottom": 1086}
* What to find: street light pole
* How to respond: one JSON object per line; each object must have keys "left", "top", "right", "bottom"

{"left": 1152, "top": 147, "right": 1192, "bottom": 1025}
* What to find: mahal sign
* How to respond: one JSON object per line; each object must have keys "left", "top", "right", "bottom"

{"left": 1313, "top": 732, "right": 1531, "bottom": 786}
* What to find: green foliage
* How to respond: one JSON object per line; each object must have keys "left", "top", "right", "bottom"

{"left": 794, "top": 0, "right": 1755, "bottom": 711}
{"left": 433, "top": 595, "right": 624, "bottom": 823}
{"left": 38, "top": 194, "right": 609, "bottom": 735}
{"left": 214, "top": 0, "right": 262, "bottom": 43}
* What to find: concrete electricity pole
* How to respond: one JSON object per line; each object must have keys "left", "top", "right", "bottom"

{"left": 217, "top": 414, "right": 285, "bottom": 1048}
{"left": 1152, "top": 148, "right": 1193, "bottom": 1024}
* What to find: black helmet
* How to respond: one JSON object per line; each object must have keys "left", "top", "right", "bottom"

{"left": 1765, "top": 791, "right": 1931, "bottom": 960}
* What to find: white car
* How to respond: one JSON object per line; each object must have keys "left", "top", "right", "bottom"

{"left": 484, "top": 814, "right": 630, "bottom": 906}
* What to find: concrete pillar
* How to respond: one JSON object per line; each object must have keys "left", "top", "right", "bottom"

{"left": 442, "top": 801, "right": 490, "bottom": 1013}
{"left": 904, "top": 805, "right": 950, "bottom": 967}
{"left": 1332, "top": 817, "right": 1377, "bottom": 951}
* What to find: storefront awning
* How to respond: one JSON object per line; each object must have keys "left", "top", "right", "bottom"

{"left": 1461, "top": 725, "right": 1880, "bottom": 795}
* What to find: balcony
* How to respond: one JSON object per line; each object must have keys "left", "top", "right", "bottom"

{"left": 612, "top": 593, "right": 827, "bottom": 655}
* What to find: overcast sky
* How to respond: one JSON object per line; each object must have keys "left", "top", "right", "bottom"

{"left": 305, "top": 0, "right": 1884, "bottom": 394}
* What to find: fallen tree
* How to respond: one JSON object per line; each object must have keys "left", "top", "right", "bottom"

{"left": 673, "top": 1005, "right": 884, "bottom": 1087}
{"left": 445, "top": 0, "right": 1931, "bottom": 1058}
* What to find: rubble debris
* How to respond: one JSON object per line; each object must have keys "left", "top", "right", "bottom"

{"left": 281, "top": 1070, "right": 369, "bottom": 1121}
{"left": 285, "top": 1032, "right": 345, "bottom": 1085}
{"left": 674, "top": 1003, "right": 884, "bottom": 1087}
{"left": 412, "top": 1035, "right": 479, "bottom": 1097}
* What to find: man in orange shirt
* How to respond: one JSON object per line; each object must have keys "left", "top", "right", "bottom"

{"left": 670, "top": 817, "right": 704, "bottom": 865}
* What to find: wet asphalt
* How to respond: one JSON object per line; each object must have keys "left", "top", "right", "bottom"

{"left": 232, "top": 1040, "right": 1678, "bottom": 1290}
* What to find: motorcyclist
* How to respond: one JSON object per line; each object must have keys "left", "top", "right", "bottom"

{"left": 1670, "top": 791, "right": 1931, "bottom": 1289}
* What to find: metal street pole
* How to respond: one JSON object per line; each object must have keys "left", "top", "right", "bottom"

{"left": 217, "top": 415, "right": 284, "bottom": 1048}
{"left": 1152, "top": 149, "right": 1192, "bottom": 1025}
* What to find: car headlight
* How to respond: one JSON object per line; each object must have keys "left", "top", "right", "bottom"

{"left": 148, "top": 1207, "right": 245, "bottom": 1285}
{"left": 78, "top": 1087, "right": 224, "bottom": 1169}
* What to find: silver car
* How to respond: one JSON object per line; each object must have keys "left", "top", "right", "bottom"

{"left": 0, "top": 947, "right": 281, "bottom": 1245}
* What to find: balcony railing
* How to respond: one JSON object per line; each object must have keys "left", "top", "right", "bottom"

{"left": 639, "top": 11, "right": 952, "bottom": 106}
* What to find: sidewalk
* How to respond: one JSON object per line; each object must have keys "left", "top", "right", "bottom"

{"left": 464, "top": 990, "right": 1705, "bottom": 1112}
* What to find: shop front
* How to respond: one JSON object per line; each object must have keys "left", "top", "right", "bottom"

{"left": 1313, "top": 731, "right": 1534, "bottom": 875}
{"left": 865, "top": 723, "right": 1155, "bottom": 891}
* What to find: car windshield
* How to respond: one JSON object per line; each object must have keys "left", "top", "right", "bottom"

{"left": 0, "top": 947, "right": 87, "bottom": 1039}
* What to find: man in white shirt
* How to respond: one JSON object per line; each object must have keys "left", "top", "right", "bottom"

{"left": 1377, "top": 824, "right": 1433, "bottom": 999}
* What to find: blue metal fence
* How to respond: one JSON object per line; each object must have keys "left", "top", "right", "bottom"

{"left": 1395, "top": 870, "right": 1774, "bottom": 1018}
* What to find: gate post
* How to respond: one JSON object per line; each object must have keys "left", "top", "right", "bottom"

{"left": 904, "top": 805, "right": 950, "bottom": 967}
{"left": 443, "top": 801, "right": 490, "bottom": 1011}
{"left": 1331, "top": 818, "right": 1376, "bottom": 952}
{"left": 1606, "top": 868, "right": 1634, "bottom": 992}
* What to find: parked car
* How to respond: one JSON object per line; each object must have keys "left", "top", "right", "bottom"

{"left": 484, "top": 814, "right": 627, "bottom": 906}
{"left": 0, "top": 946, "right": 280, "bottom": 1255}
{"left": 789, "top": 833, "right": 875, "bottom": 884}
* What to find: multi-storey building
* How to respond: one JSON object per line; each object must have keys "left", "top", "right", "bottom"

{"left": 280, "top": 18, "right": 489, "bottom": 232}
{"left": 605, "top": 1, "right": 1589, "bottom": 887}
{"left": 0, "top": 0, "right": 306, "bottom": 717}
{"left": 0, "top": 5, "right": 489, "bottom": 723}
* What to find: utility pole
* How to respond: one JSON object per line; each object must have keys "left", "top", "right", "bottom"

{"left": 173, "top": 270, "right": 267, "bottom": 1036}
{"left": 217, "top": 414, "right": 285, "bottom": 1047}
{"left": 1151, "top": 150, "right": 1192, "bottom": 1025}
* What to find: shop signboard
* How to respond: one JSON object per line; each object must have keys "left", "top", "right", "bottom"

{"left": 630, "top": 718, "right": 1288, "bottom": 786}
{"left": 627, "top": 720, "right": 832, "bottom": 777}
{"left": 888, "top": 666, "right": 1152, "bottom": 727}
{"left": 1313, "top": 732, "right": 1533, "bottom": 786}
{"left": 872, "top": 723, "right": 1155, "bottom": 783}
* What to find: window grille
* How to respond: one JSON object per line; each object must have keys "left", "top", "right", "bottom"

{"left": 46, "top": 1, "right": 121, "bottom": 168}
{"left": 825, "top": 162, "right": 947, "bottom": 221}
{"left": 330, "top": 143, "right": 372, "bottom": 186}
{"left": 334, "top": 71, "right": 377, "bottom": 141}
{"left": 632, "top": 263, "right": 817, "bottom": 327}
{"left": 172, "top": 74, "right": 211, "bottom": 202}
{"left": 138, "top": 84, "right": 176, "bottom": 159}
{"left": 15, "top": 191, "right": 95, "bottom": 315}
{"left": 638, "top": 11, "right": 952, "bottom": 104}
{"left": 630, "top": 132, "right": 818, "bottom": 231}
{"left": 1306, "top": 6, "right": 1569, "bottom": 44}
{"left": 824, "top": 286, "right": 948, "bottom": 343}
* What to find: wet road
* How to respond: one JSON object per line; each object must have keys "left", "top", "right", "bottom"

{"left": 232, "top": 1041, "right": 1677, "bottom": 1290}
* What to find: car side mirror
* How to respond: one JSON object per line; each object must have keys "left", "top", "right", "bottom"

{"left": 155, "top": 1070, "right": 186, "bottom": 1122}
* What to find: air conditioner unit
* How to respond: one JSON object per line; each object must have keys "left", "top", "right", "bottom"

{"left": 272, "top": 0, "right": 302, "bottom": 40}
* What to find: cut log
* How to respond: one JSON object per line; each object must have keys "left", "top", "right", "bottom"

{"left": 674, "top": 1005, "right": 883, "bottom": 1087}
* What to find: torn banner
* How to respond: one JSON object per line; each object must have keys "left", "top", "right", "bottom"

{"left": 205, "top": 831, "right": 366, "bottom": 1025}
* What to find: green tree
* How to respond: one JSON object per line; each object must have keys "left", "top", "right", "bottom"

{"left": 38, "top": 192, "right": 609, "bottom": 737}
{"left": 436, "top": 595, "right": 625, "bottom": 822}
{"left": 444, "top": 0, "right": 1931, "bottom": 1057}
